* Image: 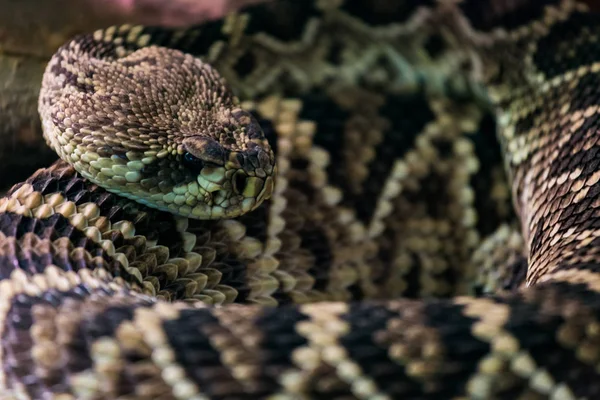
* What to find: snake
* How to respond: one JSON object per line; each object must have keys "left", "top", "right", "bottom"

{"left": 1, "top": 0, "right": 600, "bottom": 398}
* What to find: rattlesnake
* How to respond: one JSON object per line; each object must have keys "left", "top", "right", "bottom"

{"left": 0, "top": 0, "right": 598, "bottom": 398}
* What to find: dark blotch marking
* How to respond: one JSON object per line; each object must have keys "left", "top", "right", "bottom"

{"left": 554, "top": 257, "right": 600, "bottom": 275}
{"left": 533, "top": 12, "right": 600, "bottom": 80}
{"left": 237, "top": 202, "right": 270, "bottom": 245}
{"left": 77, "top": 304, "right": 143, "bottom": 396}
{"left": 0, "top": 213, "right": 127, "bottom": 280}
{"left": 357, "top": 93, "right": 435, "bottom": 222}
{"left": 2, "top": 286, "right": 93, "bottom": 396}
{"left": 81, "top": 305, "right": 136, "bottom": 342}
{"left": 340, "top": 303, "right": 424, "bottom": 396}
{"left": 468, "top": 112, "right": 514, "bottom": 236}
{"left": 423, "top": 33, "right": 447, "bottom": 58}
{"left": 297, "top": 93, "right": 351, "bottom": 201}
{"left": 232, "top": 51, "right": 258, "bottom": 78}
{"left": 163, "top": 309, "right": 254, "bottom": 398}
{"left": 49, "top": 53, "right": 94, "bottom": 93}
{"left": 459, "top": 0, "right": 561, "bottom": 32}
{"left": 3, "top": 294, "right": 51, "bottom": 397}
{"left": 232, "top": 109, "right": 265, "bottom": 141}
{"left": 300, "top": 226, "right": 333, "bottom": 291}
{"left": 173, "top": 20, "right": 229, "bottom": 56}
{"left": 245, "top": 0, "right": 321, "bottom": 42}
{"left": 420, "top": 301, "right": 491, "bottom": 398}
{"left": 253, "top": 306, "right": 309, "bottom": 388}
{"left": 341, "top": 0, "right": 435, "bottom": 26}
{"left": 374, "top": 238, "right": 422, "bottom": 298}
{"left": 286, "top": 158, "right": 317, "bottom": 203}
{"left": 502, "top": 283, "right": 600, "bottom": 398}
{"left": 404, "top": 172, "right": 451, "bottom": 219}
{"left": 513, "top": 106, "right": 542, "bottom": 138}
{"left": 326, "top": 40, "right": 344, "bottom": 65}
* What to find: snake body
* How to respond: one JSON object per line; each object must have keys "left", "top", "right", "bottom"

{"left": 1, "top": 0, "right": 600, "bottom": 398}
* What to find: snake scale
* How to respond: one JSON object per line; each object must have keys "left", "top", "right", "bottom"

{"left": 1, "top": 0, "right": 600, "bottom": 398}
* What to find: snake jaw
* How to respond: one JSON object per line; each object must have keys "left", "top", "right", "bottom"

{"left": 156, "top": 158, "right": 273, "bottom": 219}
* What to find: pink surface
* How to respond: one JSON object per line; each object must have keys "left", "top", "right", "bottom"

{"left": 101, "top": 0, "right": 269, "bottom": 26}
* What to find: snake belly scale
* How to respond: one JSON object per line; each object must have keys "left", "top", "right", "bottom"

{"left": 1, "top": 0, "right": 600, "bottom": 398}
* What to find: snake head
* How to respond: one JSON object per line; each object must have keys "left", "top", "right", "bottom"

{"left": 39, "top": 41, "right": 276, "bottom": 220}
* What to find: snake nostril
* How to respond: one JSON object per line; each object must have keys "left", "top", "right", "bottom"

{"left": 233, "top": 172, "right": 247, "bottom": 195}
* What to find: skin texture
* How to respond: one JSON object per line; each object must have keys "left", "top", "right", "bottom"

{"left": 3, "top": 0, "right": 600, "bottom": 399}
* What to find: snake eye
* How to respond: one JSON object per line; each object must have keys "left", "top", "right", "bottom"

{"left": 183, "top": 152, "right": 205, "bottom": 174}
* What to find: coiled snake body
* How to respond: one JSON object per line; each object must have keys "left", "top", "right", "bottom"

{"left": 1, "top": 0, "right": 600, "bottom": 398}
